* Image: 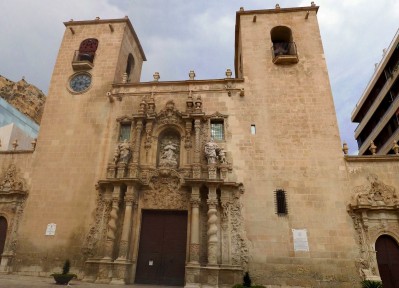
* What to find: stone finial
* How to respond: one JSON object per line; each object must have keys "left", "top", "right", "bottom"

{"left": 186, "top": 90, "right": 194, "bottom": 112}
{"left": 311, "top": 1, "right": 316, "bottom": 6}
{"left": 369, "top": 140, "right": 377, "bottom": 155}
{"left": 138, "top": 97, "right": 147, "bottom": 114}
{"left": 153, "top": 72, "right": 160, "bottom": 82}
{"left": 239, "top": 7, "right": 244, "bottom": 11}
{"left": 189, "top": 70, "right": 196, "bottom": 80}
{"left": 275, "top": 4, "right": 280, "bottom": 9}
{"left": 392, "top": 140, "right": 399, "bottom": 155}
{"left": 194, "top": 95, "right": 202, "bottom": 112}
{"left": 12, "top": 139, "right": 18, "bottom": 151}
{"left": 31, "top": 138, "right": 37, "bottom": 150}
{"left": 342, "top": 142, "right": 349, "bottom": 155}
{"left": 240, "top": 88, "right": 245, "bottom": 97}
{"left": 225, "top": 69, "right": 232, "bottom": 78}
{"left": 122, "top": 72, "right": 128, "bottom": 83}
{"left": 95, "top": 17, "right": 100, "bottom": 20}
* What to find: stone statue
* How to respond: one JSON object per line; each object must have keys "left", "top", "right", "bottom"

{"left": 204, "top": 139, "right": 220, "bottom": 164}
{"left": 219, "top": 148, "right": 227, "bottom": 164}
{"left": 159, "top": 141, "right": 178, "bottom": 168}
{"left": 113, "top": 140, "right": 131, "bottom": 164}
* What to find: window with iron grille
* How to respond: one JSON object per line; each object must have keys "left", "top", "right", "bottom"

{"left": 211, "top": 120, "right": 224, "bottom": 141}
{"left": 119, "top": 123, "right": 131, "bottom": 141}
{"left": 275, "top": 189, "right": 288, "bottom": 215}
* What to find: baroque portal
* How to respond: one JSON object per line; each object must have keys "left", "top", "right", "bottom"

{"left": 83, "top": 96, "right": 248, "bottom": 286}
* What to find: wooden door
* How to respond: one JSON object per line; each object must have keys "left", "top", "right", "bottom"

{"left": 0, "top": 217, "right": 7, "bottom": 261}
{"left": 376, "top": 235, "right": 399, "bottom": 288}
{"left": 135, "top": 210, "right": 188, "bottom": 286}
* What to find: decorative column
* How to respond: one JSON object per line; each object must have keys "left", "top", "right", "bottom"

{"left": 103, "top": 185, "right": 121, "bottom": 260}
{"left": 193, "top": 118, "right": 201, "bottom": 178}
{"left": 116, "top": 185, "right": 136, "bottom": 260}
{"left": 207, "top": 185, "right": 219, "bottom": 266}
{"left": 220, "top": 190, "right": 231, "bottom": 265}
{"left": 129, "top": 119, "right": 143, "bottom": 178}
{"left": 111, "top": 185, "right": 136, "bottom": 284}
{"left": 189, "top": 186, "right": 201, "bottom": 264}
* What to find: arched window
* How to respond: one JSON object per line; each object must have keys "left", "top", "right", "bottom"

{"left": 270, "top": 26, "right": 298, "bottom": 64}
{"left": 77, "top": 38, "right": 99, "bottom": 63}
{"left": 126, "top": 54, "right": 135, "bottom": 82}
{"left": 0, "top": 216, "right": 7, "bottom": 260}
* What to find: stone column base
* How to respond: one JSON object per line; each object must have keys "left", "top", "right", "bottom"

{"left": 185, "top": 264, "right": 242, "bottom": 288}
{"left": 95, "top": 261, "right": 113, "bottom": 284}
{"left": 110, "top": 260, "right": 132, "bottom": 284}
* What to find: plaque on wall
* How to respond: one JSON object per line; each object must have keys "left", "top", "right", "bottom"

{"left": 292, "top": 229, "right": 309, "bottom": 251}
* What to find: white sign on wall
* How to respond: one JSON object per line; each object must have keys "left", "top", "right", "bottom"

{"left": 45, "top": 223, "right": 56, "bottom": 236}
{"left": 292, "top": 229, "right": 309, "bottom": 251}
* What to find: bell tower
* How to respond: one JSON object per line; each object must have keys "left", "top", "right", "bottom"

{"left": 17, "top": 17, "right": 146, "bottom": 266}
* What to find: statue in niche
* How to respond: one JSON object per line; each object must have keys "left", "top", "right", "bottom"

{"left": 113, "top": 139, "right": 131, "bottom": 164}
{"left": 204, "top": 138, "right": 220, "bottom": 164}
{"left": 159, "top": 136, "right": 180, "bottom": 168}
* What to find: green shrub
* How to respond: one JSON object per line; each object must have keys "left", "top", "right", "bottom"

{"left": 361, "top": 280, "right": 383, "bottom": 288}
{"left": 243, "top": 272, "right": 252, "bottom": 287}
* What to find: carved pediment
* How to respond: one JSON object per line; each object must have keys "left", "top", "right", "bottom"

{"left": 156, "top": 100, "right": 184, "bottom": 126}
{"left": 350, "top": 174, "right": 398, "bottom": 209}
{"left": 116, "top": 115, "right": 132, "bottom": 123}
{"left": 206, "top": 111, "right": 228, "bottom": 120}
{"left": 0, "top": 165, "right": 27, "bottom": 194}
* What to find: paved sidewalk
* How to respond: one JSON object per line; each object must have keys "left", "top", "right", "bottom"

{"left": 0, "top": 274, "right": 182, "bottom": 288}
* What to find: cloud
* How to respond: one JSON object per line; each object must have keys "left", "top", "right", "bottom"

{"left": 0, "top": 0, "right": 397, "bottom": 155}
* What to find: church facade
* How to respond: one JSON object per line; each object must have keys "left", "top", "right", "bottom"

{"left": 0, "top": 4, "right": 399, "bottom": 288}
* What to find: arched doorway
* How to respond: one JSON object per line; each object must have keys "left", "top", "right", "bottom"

{"left": 376, "top": 235, "right": 399, "bottom": 288}
{"left": 0, "top": 216, "right": 7, "bottom": 261}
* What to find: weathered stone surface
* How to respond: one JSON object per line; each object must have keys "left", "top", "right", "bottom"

{"left": 0, "top": 75, "right": 46, "bottom": 124}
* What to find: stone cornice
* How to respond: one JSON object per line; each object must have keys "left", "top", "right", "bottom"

{"left": 344, "top": 155, "right": 399, "bottom": 162}
{"left": 64, "top": 17, "right": 146, "bottom": 61}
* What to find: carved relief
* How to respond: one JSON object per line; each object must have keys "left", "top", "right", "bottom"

{"left": 351, "top": 174, "right": 398, "bottom": 207}
{"left": 0, "top": 165, "right": 28, "bottom": 270}
{"left": 82, "top": 190, "right": 112, "bottom": 258}
{"left": 230, "top": 187, "right": 249, "bottom": 267}
{"left": 143, "top": 169, "right": 187, "bottom": 210}
{"left": 0, "top": 165, "right": 26, "bottom": 191}
{"left": 348, "top": 174, "right": 399, "bottom": 281}
{"left": 157, "top": 100, "right": 183, "bottom": 126}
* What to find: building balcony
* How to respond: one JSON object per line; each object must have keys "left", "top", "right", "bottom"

{"left": 271, "top": 42, "right": 299, "bottom": 64}
{"left": 71, "top": 50, "right": 95, "bottom": 70}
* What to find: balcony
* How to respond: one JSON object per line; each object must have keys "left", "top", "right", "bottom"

{"left": 271, "top": 42, "right": 299, "bottom": 64}
{"left": 71, "top": 50, "right": 95, "bottom": 71}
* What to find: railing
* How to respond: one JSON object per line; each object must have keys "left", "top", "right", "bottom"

{"left": 72, "top": 50, "right": 95, "bottom": 70}
{"left": 271, "top": 42, "right": 299, "bottom": 64}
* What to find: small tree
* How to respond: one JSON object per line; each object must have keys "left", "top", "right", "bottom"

{"left": 62, "top": 259, "right": 71, "bottom": 275}
{"left": 361, "top": 280, "right": 383, "bottom": 288}
{"left": 243, "top": 271, "right": 252, "bottom": 287}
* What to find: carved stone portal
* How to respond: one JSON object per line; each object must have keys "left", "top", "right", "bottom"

{"left": 0, "top": 164, "right": 28, "bottom": 272}
{"left": 348, "top": 174, "right": 399, "bottom": 281}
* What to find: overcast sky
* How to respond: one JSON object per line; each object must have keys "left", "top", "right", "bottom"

{"left": 1, "top": 0, "right": 398, "bottom": 154}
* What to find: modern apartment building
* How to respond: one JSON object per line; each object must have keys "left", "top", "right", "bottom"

{"left": 352, "top": 29, "right": 399, "bottom": 155}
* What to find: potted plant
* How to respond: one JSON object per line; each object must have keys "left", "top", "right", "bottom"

{"left": 51, "top": 259, "right": 77, "bottom": 285}
{"left": 233, "top": 272, "right": 265, "bottom": 288}
{"left": 361, "top": 280, "right": 383, "bottom": 288}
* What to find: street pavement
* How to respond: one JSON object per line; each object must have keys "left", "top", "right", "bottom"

{"left": 0, "top": 274, "right": 182, "bottom": 288}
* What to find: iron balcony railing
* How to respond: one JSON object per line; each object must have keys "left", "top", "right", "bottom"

{"left": 271, "top": 42, "right": 299, "bottom": 64}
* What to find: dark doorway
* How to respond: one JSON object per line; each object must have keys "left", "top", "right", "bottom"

{"left": 0, "top": 216, "right": 8, "bottom": 261}
{"left": 135, "top": 210, "right": 188, "bottom": 286}
{"left": 376, "top": 235, "right": 399, "bottom": 288}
